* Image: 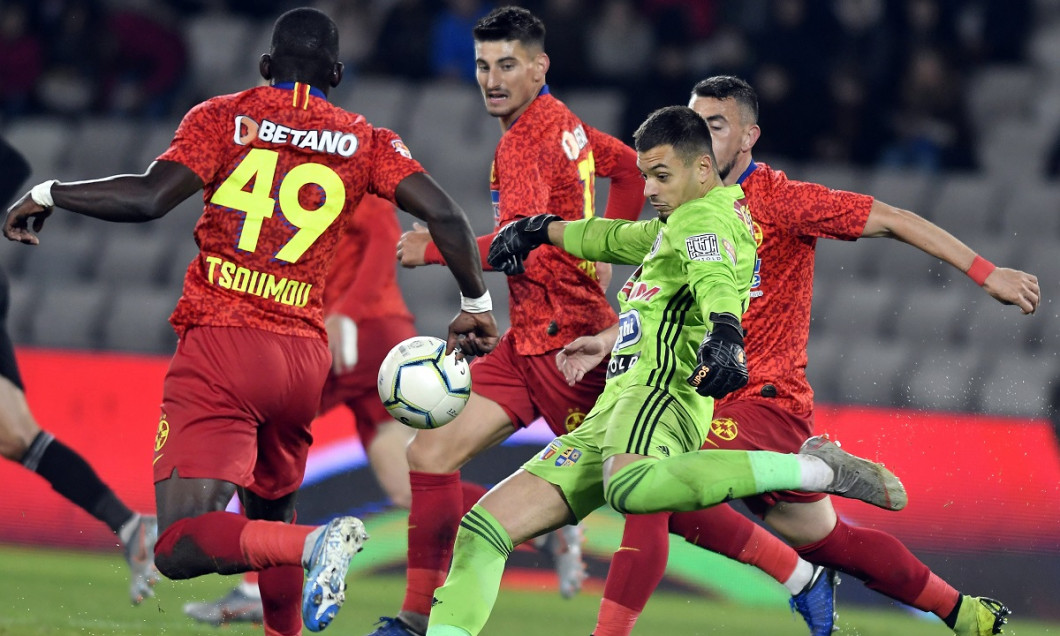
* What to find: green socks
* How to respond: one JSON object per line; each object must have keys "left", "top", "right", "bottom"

{"left": 427, "top": 505, "right": 513, "bottom": 636}
{"left": 605, "top": 449, "right": 805, "bottom": 513}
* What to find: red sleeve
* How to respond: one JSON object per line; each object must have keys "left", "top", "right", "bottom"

{"left": 423, "top": 232, "right": 495, "bottom": 269}
{"left": 586, "top": 125, "right": 644, "bottom": 221}
{"left": 332, "top": 199, "right": 398, "bottom": 321}
{"left": 156, "top": 98, "right": 227, "bottom": 184}
{"left": 368, "top": 127, "right": 427, "bottom": 202}
{"left": 770, "top": 171, "right": 873, "bottom": 240}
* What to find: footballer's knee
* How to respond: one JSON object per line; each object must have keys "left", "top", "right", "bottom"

{"left": 764, "top": 499, "right": 838, "bottom": 546}
{"left": 405, "top": 430, "right": 463, "bottom": 473}
{"left": 0, "top": 434, "right": 28, "bottom": 461}
{"left": 153, "top": 531, "right": 197, "bottom": 580}
{"left": 0, "top": 419, "right": 41, "bottom": 462}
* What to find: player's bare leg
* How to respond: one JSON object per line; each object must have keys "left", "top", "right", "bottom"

{"left": 367, "top": 419, "right": 416, "bottom": 509}
{"left": 0, "top": 377, "right": 39, "bottom": 460}
{"left": 406, "top": 392, "right": 514, "bottom": 474}
{"left": 0, "top": 376, "right": 159, "bottom": 605}
{"left": 427, "top": 470, "right": 575, "bottom": 636}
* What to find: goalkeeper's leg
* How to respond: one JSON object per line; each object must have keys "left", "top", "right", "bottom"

{"left": 427, "top": 470, "right": 575, "bottom": 636}
{"left": 603, "top": 440, "right": 906, "bottom": 515}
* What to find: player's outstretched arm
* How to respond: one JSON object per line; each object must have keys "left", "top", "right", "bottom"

{"left": 4, "top": 161, "right": 203, "bottom": 244}
{"left": 393, "top": 172, "right": 499, "bottom": 356}
{"left": 556, "top": 323, "right": 619, "bottom": 386}
{"left": 861, "top": 200, "right": 1040, "bottom": 314}
{"left": 486, "top": 214, "right": 565, "bottom": 274}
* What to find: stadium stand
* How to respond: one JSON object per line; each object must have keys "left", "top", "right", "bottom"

{"left": 29, "top": 284, "right": 108, "bottom": 350}
{"left": 99, "top": 284, "right": 179, "bottom": 355}
{"left": 899, "top": 347, "right": 986, "bottom": 412}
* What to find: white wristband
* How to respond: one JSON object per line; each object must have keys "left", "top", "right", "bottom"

{"left": 460, "top": 290, "right": 492, "bottom": 313}
{"left": 29, "top": 180, "right": 58, "bottom": 208}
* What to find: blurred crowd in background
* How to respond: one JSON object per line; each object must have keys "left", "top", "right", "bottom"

{"left": 0, "top": 0, "right": 1049, "bottom": 174}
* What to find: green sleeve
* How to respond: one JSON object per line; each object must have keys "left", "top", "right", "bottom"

{"left": 561, "top": 217, "right": 661, "bottom": 266}
{"left": 666, "top": 203, "right": 755, "bottom": 328}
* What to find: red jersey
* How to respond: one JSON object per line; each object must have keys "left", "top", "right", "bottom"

{"left": 158, "top": 83, "right": 424, "bottom": 339}
{"left": 722, "top": 162, "right": 872, "bottom": 417}
{"left": 324, "top": 194, "right": 413, "bottom": 322}
{"left": 423, "top": 88, "right": 644, "bottom": 355}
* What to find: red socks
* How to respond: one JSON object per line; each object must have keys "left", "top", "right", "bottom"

{"left": 239, "top": 519, "right": 314, "bottom": 570}
{"left": 671, "top": 504, "right": 798, "bottom": 584}
{"left": 155, "top": 511, "right": 250, "bottom": 577}
{"left": 403, "top": 471, "right": 464, "bottom": 615}
{"left": 594, "top": 512, "right": 670, "bottom": 636}
{"left": 155, "top": 511, "right": 312, "bottom": 576}
{"left": 795, "top": 518, "right": 957, "bottom": 616}
{"left": 260, "top": 565, "right": 302, "bottom": 636}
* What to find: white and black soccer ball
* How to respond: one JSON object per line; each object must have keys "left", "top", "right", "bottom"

{"left": 377, "top": 336, "right": 471, "bottom": 429}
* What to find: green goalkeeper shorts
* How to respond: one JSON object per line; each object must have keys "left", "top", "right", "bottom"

{"left": 522, "top": 384, "right": 708, "bottom": 521}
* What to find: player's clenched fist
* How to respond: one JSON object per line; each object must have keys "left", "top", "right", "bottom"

{"left": 687, "top": 312, "right": 748, "bottom": 399}
{"left": 446, "top": 310, "right": 500, "bottom": 358}
{"left": 487, "top": 214, "right": 561, "bottom": 275}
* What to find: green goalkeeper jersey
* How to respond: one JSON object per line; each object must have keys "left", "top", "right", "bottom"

{"left": 561, "top": 183, "right": 756, "bottom": 428}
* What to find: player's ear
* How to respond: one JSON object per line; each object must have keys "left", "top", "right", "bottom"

{"left": 743, "top": 124, "right": 761, "bottom": 153}
{"left": 700, "top": 154, "right": 713, "bottom": 182}
{"left": 330, "top": 62, "right": 344, "bottom": 88}
{"left": 535, "top": 52, "right": 550, "bottom": 82}
{"left": 259, "top": 54, "right": 272, "bottom": 81}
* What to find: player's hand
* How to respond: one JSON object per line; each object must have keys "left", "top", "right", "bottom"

{"left": 4, "top": 192, "right": 53, "bottom": 245}
{"left": 397, "top": 222, "right": 431, "bottom": 268}
{"left": 687, "top": 312, "right": 748, "bottom": 399}
{"left": 983, "top": 267, "right": 1040, "bottom": 315}
{"left": 595, "top": 261, "right": 612, "bottom": 292}
{"left": 487, "top": 214, "right": 561, "bottom": 275}
{"left": 325, "top": 313, "right": 358, "bottom": 375}
{"left": 557, "top": 334, "right": 610, "bottom": 386}
{"left": 446, "top": 310, "right": 500, "bottom": 359}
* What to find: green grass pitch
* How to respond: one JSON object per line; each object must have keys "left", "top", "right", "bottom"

{"left": 1, "top": 543, "right": 1059, "bottom": 636}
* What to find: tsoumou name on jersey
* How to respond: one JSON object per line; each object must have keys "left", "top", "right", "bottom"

{"left": 234, "top": 116, "right": 358, "bottom": 156}
{"left": 204, "top": 255, "right": 312, "bottom": 307}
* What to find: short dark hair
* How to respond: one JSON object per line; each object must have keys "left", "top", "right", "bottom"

{"left": 691, "top": 75, "right": 759, "bottom": 124}
{"left": 269, "top": 8, "right": 339, "bottom": 86}
{"left": 473, "top": 6, "right": 545, "bottom": 50}
{"left": 634, "top": 106, "right": 716, "bottom": 166}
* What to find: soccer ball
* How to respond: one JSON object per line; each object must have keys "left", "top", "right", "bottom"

{"left": 377, "top": 336, "right": 471, "bottom": 429}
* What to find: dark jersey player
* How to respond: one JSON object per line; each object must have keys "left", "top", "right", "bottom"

{"left": 565, "top": 76, "right": 1038, "bottom": 636}
{"left": 0, "top": 136, "right": 159, "bottom": 607}
{"left": 369, "top": 7, "right": 645, "bottom": 636}
{"left": 5, "top": 8, "right": 498, "bottom": 636}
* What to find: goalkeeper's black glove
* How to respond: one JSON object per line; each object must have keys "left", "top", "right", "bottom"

{"left": 687, "top": 312, "right": 748, "bottom": 399}
{"left": 487, "top": 214, "right": 562, "bottom": 275}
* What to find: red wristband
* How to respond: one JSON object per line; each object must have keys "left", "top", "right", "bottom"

{"left": 966, "top": 255, "right": 996, "bottom": 286}
{"left": 423, "top": 241, "right": 444, "bottom": 265}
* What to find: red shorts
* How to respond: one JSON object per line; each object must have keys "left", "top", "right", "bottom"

{"left": 470, "top": 332, "right": 606, "bottom": 436}
{"left": 153, "top": 326, "right": 330, "bottom": 499}
{"left": 702, "top": 398, "right": 826, "bottom": 514}
{"left": 319, "top": 316, "right": 417, "bottom": 450}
